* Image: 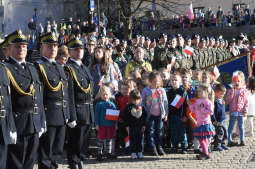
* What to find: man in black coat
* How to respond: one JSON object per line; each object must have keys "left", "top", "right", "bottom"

{"left": 65, "top": 38, "right": 94, "bottom": 169}
{"left": 5, "top": 30, "right": 46, "bottom": 169}
{"left": 0, "top": 62, "right": 17, "bottom": 169}
{"left": 36, "top": 32, "right": 76, "bottom": 169}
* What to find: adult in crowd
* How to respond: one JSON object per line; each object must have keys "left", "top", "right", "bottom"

{"left": 5, "top": 30, "right": 46, "bottom": 169}
{"left": 125, "top": 47, "right": 152, "bottom": 78}
{"left": 66, "top": 38, "right": 94, "bottom": 169}
{"left": 36, "top": 32, "right": 75, "bottom": 169}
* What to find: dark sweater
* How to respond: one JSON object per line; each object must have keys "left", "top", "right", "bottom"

{"left": 212, "top": 98, "right": 226, "bottom": 123}
{"left": 166, "top": 87, "right": 188, "bottom": 118}
{"left": 123, "top": 103, "right": 147, "bottom": 128}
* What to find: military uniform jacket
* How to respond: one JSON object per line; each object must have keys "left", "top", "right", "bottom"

{"left": 66, "top": 59, "right": 94, "bottom": 125}
{"left": 35, "top": 57, "right": 75, "bottom": 126}
{"left": 152, "top": 44, "right": 169, "bottom": 69}
{"left": 0, "top": 63, "right": 16, "bottom": 145}
{"left": 5, "top": 57, "right": 46, "bottom": 136}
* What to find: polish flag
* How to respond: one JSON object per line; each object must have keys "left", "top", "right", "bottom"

{"left": 232, "top": 72, "right": 239, "bottom": 82}
{"left": 184, "top": 46, "right": 194, "bottom": 56}
{"left": 124, "top": 136, "right": 130, "bottom": 148}
{"left": 187, "top": 2, "right": 194, "bottom": 20}
{"left": 212, "top": 66, "right": 220, "bottom": 79}
{"left": 105, "top": 109, "right": 120, "bottom": 121}
{"left": 170, "top": 94, "right": 185, "bottom": 109}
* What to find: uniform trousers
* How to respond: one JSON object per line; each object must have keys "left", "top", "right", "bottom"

{"left": 39, "top": 126, "right": 66, "bottom": 169}
{"left": 7, "top": 133, "right": 39, "bottom": 169}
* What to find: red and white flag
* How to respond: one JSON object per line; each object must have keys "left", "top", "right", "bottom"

{"left": 105, "top": 109, "right": 120, "bottom": 121}
{"left": 124, "top": 136, "right": 130, "bottom": 148}
{"left": 187, "top": 2, "right": 194, "bottom": 20}
{"left": 212, "top": 66, "right": 220, "bottom": 79}
{"left": 184, "top": 46, "right": 194, "bottom": 56}
{"left": 232, "top": 71, "right": 239, "bottom": 82}
{"left": 170, "top": 94, "right": 185, "bottom": 109}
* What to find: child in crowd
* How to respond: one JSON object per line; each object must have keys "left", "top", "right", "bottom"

{"left": 190, "top": 86, "right": 215, "bottom": 160}
{"left": 115, "top": 79, "right": 136, "bottom": 153}
{"left": 186, "top": 98, "right": 200, "bottom": 153}
{"left": 191, "top": 69, "right": 202, "bottom": 86}
{"left": 181, "top": 68, "right": 196, "bottom": 148}
{"left": 95, "top": 85, "right": 118, "bottom": 161}
{"left": 123, "top": 89, "right": 147, "bottom": 159}
{"left": 167, "top": 71, "right": 189, "bottom": 154}
{"left": 142, "top": 72, "right": 168, "bottom": 156}
{"left": 246, "top": 76, "right": 255, "bottom": 137}
{"left": 226, "top": 71, "right": 248, "bottom": 146}
{"left": 201, "top": 71, "right": 215, "bottom": 103}
{"left": 212, "top": 84, "right": 229, "bottom": 151}
{"left": 160, "top": 68, "right": 171, "bottom": 88}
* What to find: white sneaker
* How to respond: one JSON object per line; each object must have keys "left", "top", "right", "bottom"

{"left": 138, "top": 152, "right": 144, "bottom": 159}
{"left": 131, "top": 153, "right": 137, "bottom": 159}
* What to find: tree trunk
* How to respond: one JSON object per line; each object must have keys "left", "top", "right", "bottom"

{"left": 123, "top": 16, "right": 132, "bottom": 40}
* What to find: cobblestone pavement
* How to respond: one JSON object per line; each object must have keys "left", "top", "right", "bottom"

{"left": 34, "top": 118, "right": 255, "bottom": 169}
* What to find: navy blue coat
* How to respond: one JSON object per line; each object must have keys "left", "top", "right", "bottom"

{"left": 5, "top": 57, "right": 46, "bottom": 136}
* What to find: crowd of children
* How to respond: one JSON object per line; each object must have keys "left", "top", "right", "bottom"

{"left": 94, "top": 68, "right": 255, "bottom": 161}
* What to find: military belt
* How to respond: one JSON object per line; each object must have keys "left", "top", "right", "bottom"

{"left": 76, "top": 102, "right": 91, "bottom": 108}
{"left": 14, "top": 106, "right": 39, "bottom": 115}
{"left": 0, "top": 109, "right": 6, "bottom": 118}
{"left": 51, "top": 100, "right": 68, "bottom": 108}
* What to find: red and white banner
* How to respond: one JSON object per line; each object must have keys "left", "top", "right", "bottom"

{"left": 105, "top": 109, "right": 120, "bottom": 121}
{"left": 170, "top": 94, "right": 185, "bottom": 109}
{"left": 187, "top": 2, "right": 194, "bottom": 20}
{"left": 125, "top": 136, "right": 130, "bottom": 148}
{"left": 212, "top": 66, "right": 220, "bottom": 79}
{"left": 184, "top": 46, "right": 194, "bottom": 56}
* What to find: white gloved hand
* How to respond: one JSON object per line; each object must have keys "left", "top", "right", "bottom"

{"left": 39, "top": 128, "right": 45, "bottom": 138}
{"left": 67, "top": 121, "right": 77, "bottom": 128}
{"left": 10, "top": 131, "right": 17, "bottom": 144}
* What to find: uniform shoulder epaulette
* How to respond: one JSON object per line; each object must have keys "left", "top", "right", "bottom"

{"left": 26, "top": 62, "right": 33, "bottom": 66}
{"left": 35, "top": 59, "right": 43, "bottom": 64}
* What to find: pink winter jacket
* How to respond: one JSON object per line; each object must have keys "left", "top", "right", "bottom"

{"left": 189, "top": 99, "right": 214, "bottom": 126}
{"left": 226, "top": 88, "right": 248, "bottom": 115}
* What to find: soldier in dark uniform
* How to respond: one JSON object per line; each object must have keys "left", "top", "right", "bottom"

{"left": 0, "top": 38, "right": 9, "bottom": 61}
{"left": 5, "top": 30, "right": 46, "bottom": 169}
{"left": 36, "top": 32, "right": 76, "bottom": 169}
{"left": 0, "top": 62, "right": 17, "bottom": 169}
{"left": 65, "top": 38, "right": 94, "bottom": 169}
